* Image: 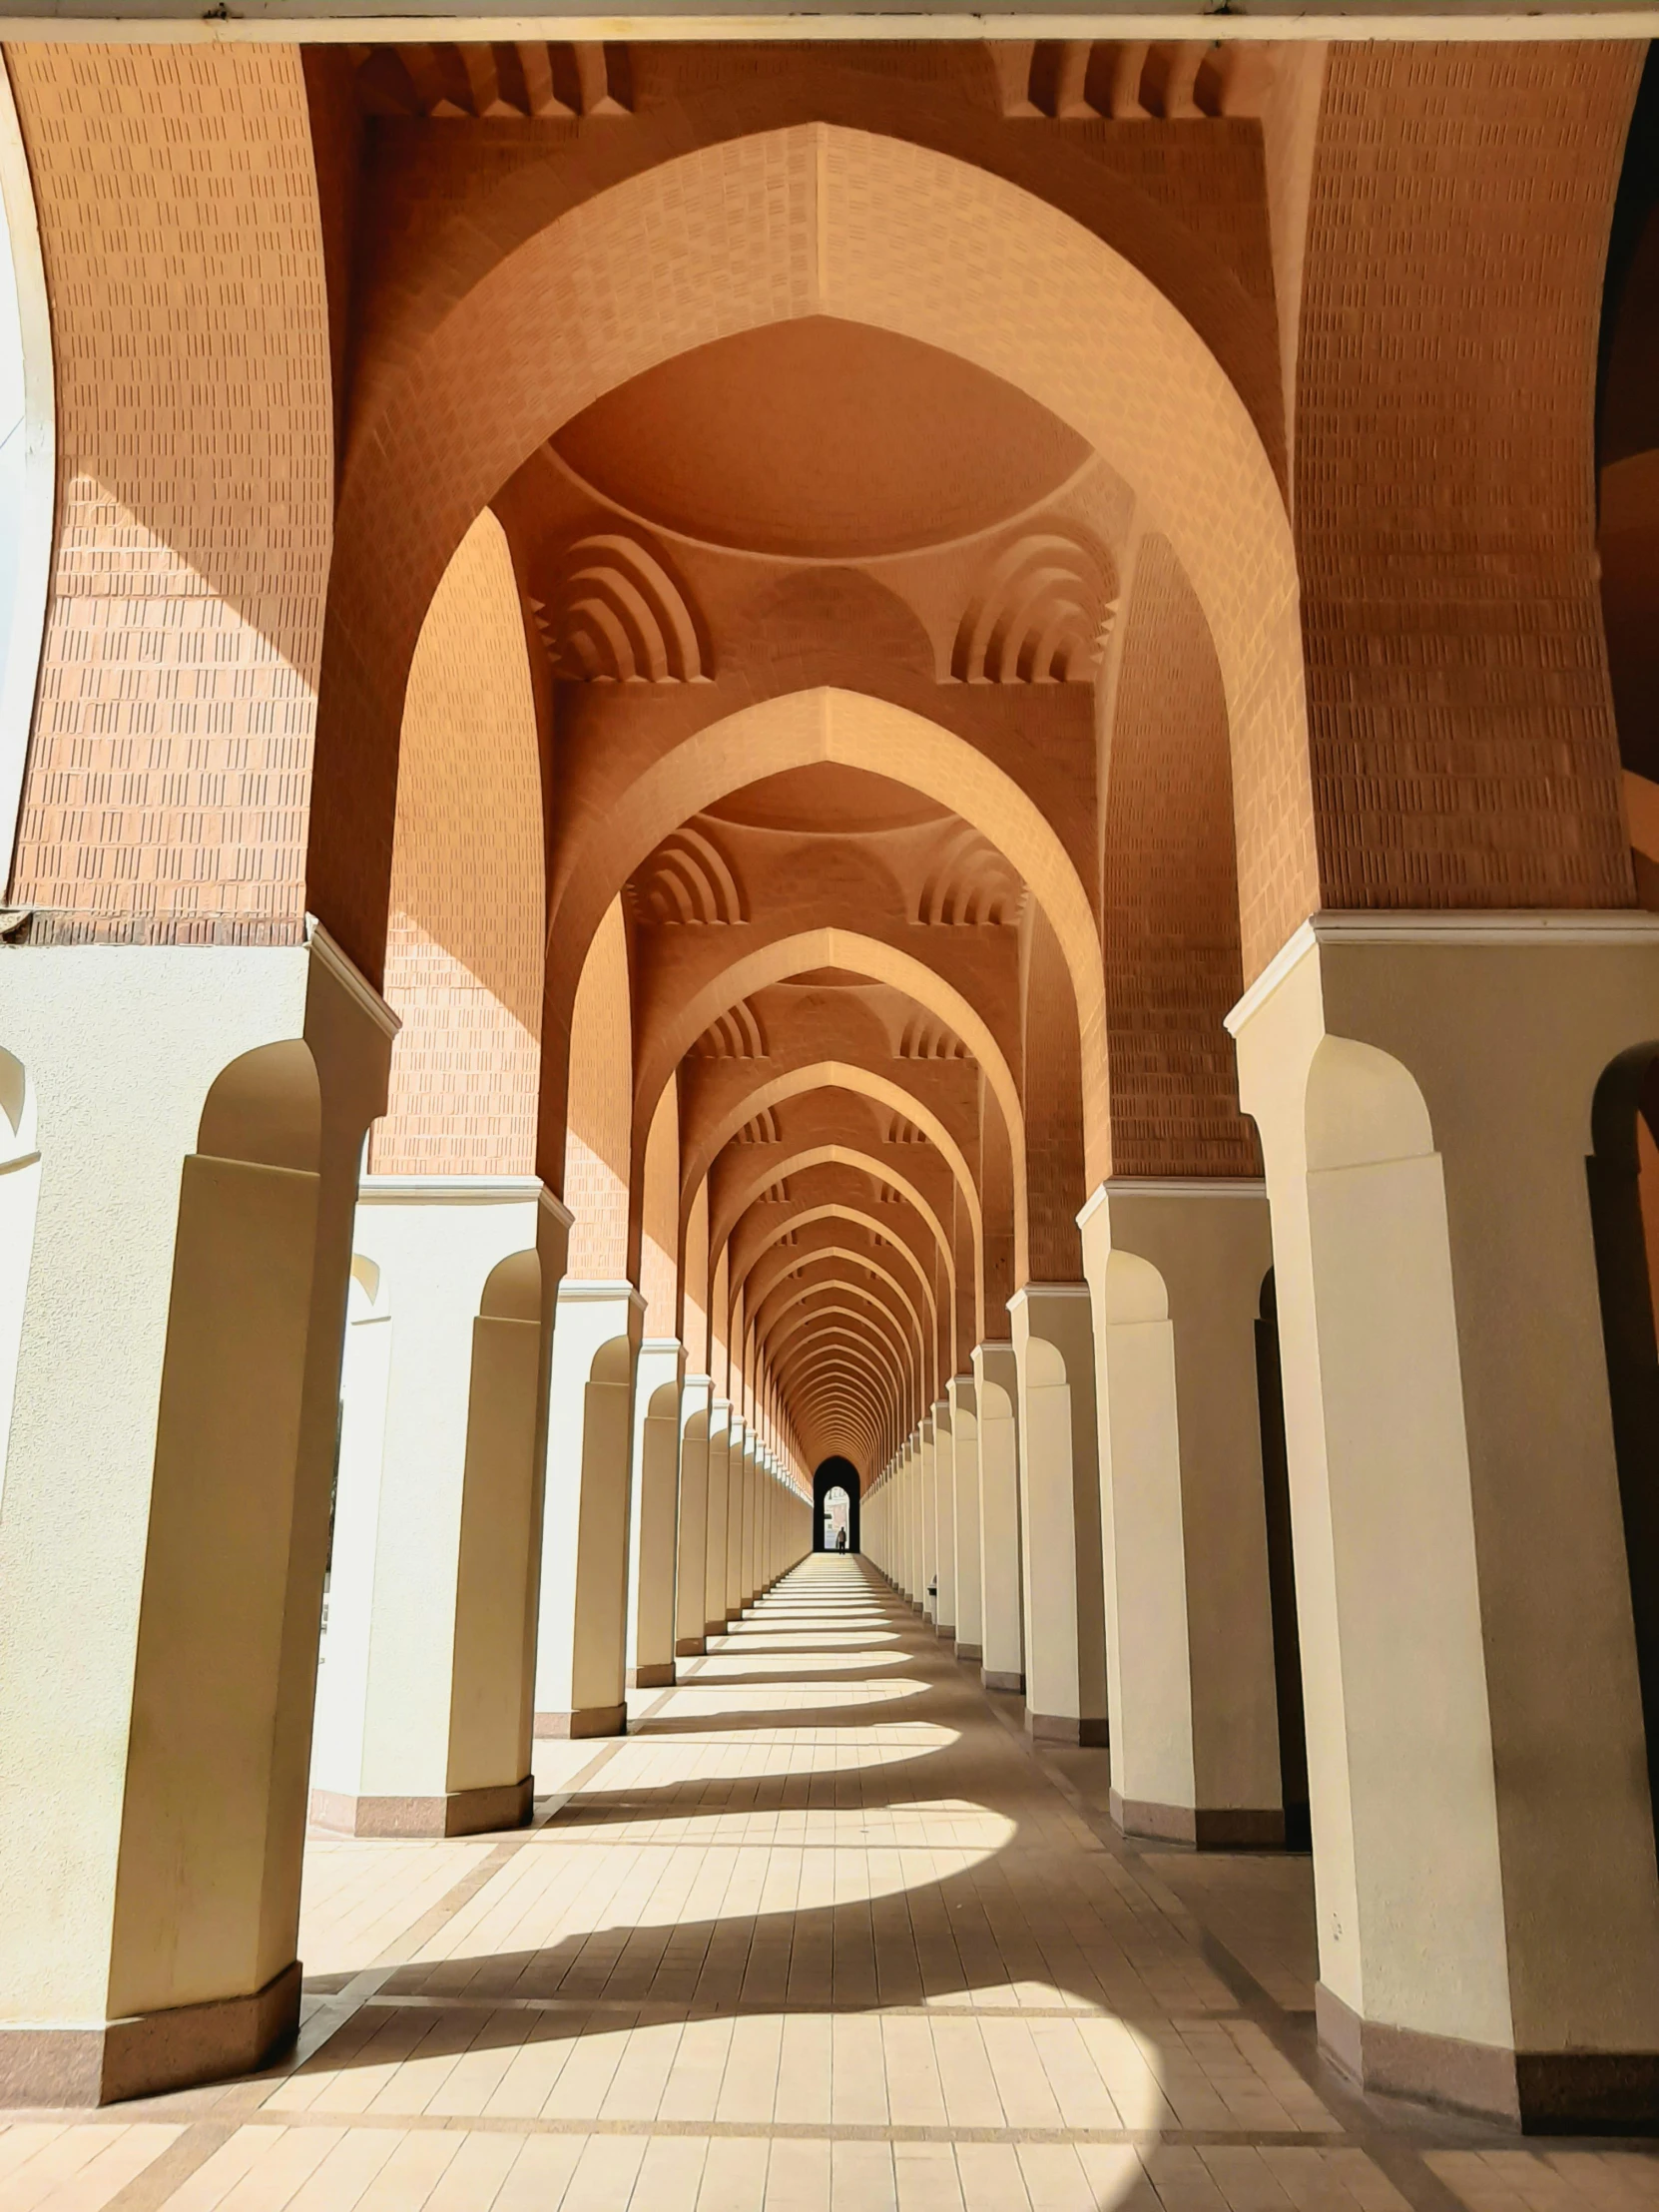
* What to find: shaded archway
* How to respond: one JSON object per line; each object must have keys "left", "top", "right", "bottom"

{"left": 814, "top": 1457, "right": 861, "bottom": 1555}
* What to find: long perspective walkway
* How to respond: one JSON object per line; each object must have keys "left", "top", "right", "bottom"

{"left": 7, "top": 1560, "right": 1659, "bottom": 2210}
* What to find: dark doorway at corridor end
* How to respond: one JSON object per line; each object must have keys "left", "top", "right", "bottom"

{"left": 813, "top": 1458, "right": 861, "bottom": 1553}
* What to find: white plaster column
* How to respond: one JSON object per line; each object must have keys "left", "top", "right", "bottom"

{"left": 725, "top": 1416, "right": 748, "bottom": 1618}
{"left": 1079, "top": 1180, "right": 1282, "bottom": 1848}
{"left": 948, "top": 1375, "right": 982, "bottom": 1662}
{"left": 534, "top": 1281, "right": 644, "bottom": 1738}
{"left": 704, "top": 1399, "right": 731, "bottom": 1634}
{"left": 931, "top": 1396, "right": 956, "bottom": 1636}
{"left": 974, "top": 1343, "right": 1023, "bottom": 1692}
{"left": 312, "top": 1175, "right": 559, "bottom": 1838}
{"left": 675, "top": 1376, "right": 712, "bottom": 1656}
{"left": 1230, "top": 913, "right": 1659, "bottom": 2127}
{"left": 627, "top": 1339, "right": 684, "bottom": 1690}
{"left": 1009, "top": 1285, "right": 1108, "bottom": 1746}
{"left": 741, "top": 1433, "right": 758, "bottom": 1606}
{"left": 909, "top": 1435, "right": 924, "bottom": 1607}
{"left": 919, "top": 1417, "right": 937, "bottom": 1620}
{"left": 0, "top": 932, "right": 392, "bottom": 2103}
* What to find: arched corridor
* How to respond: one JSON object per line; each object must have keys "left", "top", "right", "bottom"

{"left": 11, "top": 1556, "right": 1656, "bottom": 2207}
{"left": 2, "top": 20, "right": 1659, "bottom": 2179}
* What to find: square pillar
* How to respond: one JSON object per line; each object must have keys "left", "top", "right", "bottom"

{"left": 1079, "top": 1180, "right": 1282, "bottom": 1848}
{"left": 704, "top": 1400, "right": 731, "bottom": 1634}
{"left": 0, "top": 932, "right": 391, "bottom": 2103}
{"left": 931, "top": 1396, "right": 956, "bottom": 1635}
{"left": 675, "top": 1376, "right": 712, "bottom": 1656}
{"left": 1009, "top": 1285, "right": 1108, "bottom": 1746}
{"left": 312, "top": 1175, "right": 561, "bottom": 1839}
{"left": 973, "top": 1343, "right": 1023, "bottom": 1693}
{"left": 627, "top": 1339, "right": 684, "bottom": 1690}
{"left": 534, "top": 1281, "right": 644, "bottom": 1739}
{"left": 1231, "top": 913, "right": 1659, "bottom": 2127}
{"left": 948, "top": 1375, "right": 982, "bottom": 1662}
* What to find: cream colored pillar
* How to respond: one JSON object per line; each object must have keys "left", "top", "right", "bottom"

{"left": 919, "top": 1417, "right": 937, "bottom": 1620}
{"left": 973, "top": 1342, "right": 1023, "bottom": 1691}
{"left": 741, "top": 1434, "right": 759, "bottom": 1607}
{"left": 627, "top": 1339, "right": 684, "bottom": 1690}
{"left": 1009, "top": 1286, "right": 1108, "bottom": 1746}
{"left": 704, "top": 1399, "right": 731, "bottom": 1634}
{"left": 534, "top": 1282, "right": 644, "bottom": 1738}
{"left": 312, "top": 1176, "right": 561, "bottom": 1838}
{"left": 0, "top": 932, "right": 392, "bottom": 2103}
{"left": 931, "top": 1396, "right": 956, "bottom": 1636}
{"left": 725, "top": 1416, "right": 747, "bottom": 1617}
{"left": 1230, "top": 913, "right": 1659, "bottom": 2127}
{"left": 1079, "top": 1180, "right": 1282, "bottom": 1847}
{"left": 948, "top": 1375, "right": 982, "bottom": 1662}
{"left": 676, "top": 1376, "right": 712, "bottom": 1656}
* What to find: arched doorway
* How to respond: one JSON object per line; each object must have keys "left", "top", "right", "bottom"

{"left": 814, "top": 1457, "right": 860, "bottom": 1555}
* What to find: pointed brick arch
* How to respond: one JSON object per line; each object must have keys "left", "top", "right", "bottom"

{"left": 312, "top": 122, "right": 1305, "bottom": 1013}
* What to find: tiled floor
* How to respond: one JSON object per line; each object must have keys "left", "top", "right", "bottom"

{"left": 8, "top": 1557, "right": 1659, "bottom": 2210}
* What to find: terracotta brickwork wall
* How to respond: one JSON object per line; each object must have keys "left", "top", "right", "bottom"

{"left": 6, "top": 45, "right": 332, "bottom": 943}
{"left": 371, "top": 509, "right": 543, "bottom": 1176}
{"left": 1295, "top": 43, "right": 1639, "bottom": 917}
{"left": 564, "top": 897, "right": 633, "bottom": 1279}
{"left": 1105, "top": 532, "right": 1258, "bottom": 1178}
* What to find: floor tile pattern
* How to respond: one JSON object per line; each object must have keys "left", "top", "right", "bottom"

{"left": 6, "top": 1559, "right": 1658, "bottom": 2209}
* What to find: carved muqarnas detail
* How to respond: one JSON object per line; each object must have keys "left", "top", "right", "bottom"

{"left": 896, "top": 1016, "right": 967, "bottom": 1061}
{"left": 538, "top": 534, "right": 710, "bottom": 683}
{"left": 952, "top": 532, "right": 1116, "bottom": 685}
{"left": 989, "top": 39, "right": 1246, "bottom": 121}
{"left": 738, "top": 1109, "right": 783, "bottom": 1144}
{"left": 691, "top": 1001, "right": 767, "bottom": 1059}
{"left": 630, "top": 826, "right": 745, "bottom": 924}
{"left": 353, "top": 41, "right": 633, "bottom": 118}
{"left": 917, "top": 826, "right": 1024, "bottom": 925}
{"left": 884, "top": 1114, "right": 927, "bottom": 1144}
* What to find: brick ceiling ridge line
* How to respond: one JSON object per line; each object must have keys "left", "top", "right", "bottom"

{"left": 540, "top": 434, "right": 1110, "bottom": 572}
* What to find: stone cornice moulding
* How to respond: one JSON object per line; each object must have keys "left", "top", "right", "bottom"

{"left": 555, "top": 1279, "right": 647, "bottom": 1313}
{"left": 359, "top": 1173, "right": 544, "bottom": 1204}
{"left": 1005, "top": 1282, "right": 1091, "bottom": 1315}
{"left": 1078, "top": 1177, "right": 1267, "bottom": 1229}
{"left": 1226, "top": 908, "right": 1659, "bottom": 1040}
{"left": 306, "top": 916, "right": 400, "bottom": 1042}
{"left": 5, "top": 5, "right": 1655, "bottom": 39}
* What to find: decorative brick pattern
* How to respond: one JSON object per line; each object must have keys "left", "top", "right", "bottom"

{"left": 6, "top": 45, "right": 332, "bottom": 942}
{"left": 1295, "top": 43, "right": 1639, "bottom": 920}
{"left": 1105, "top": 532, "right": 1259, "bottom": 1179}
{"left": 371, "top": 510, "right": 543, "bottom": 1176}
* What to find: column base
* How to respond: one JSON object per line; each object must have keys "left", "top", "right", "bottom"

{"left": 309, "top": 1776, "right": 532, "bottom": 1839}
{"left": 705, "top": 1617, "right": 730, "bottom": 1638}
{"left": 954, "top": 1641, "right": 983, "bottom": 1663}
{"left": 675, "top": 1636, "right": 706, "bottom": 1657}
{"left": 627, "top": 1662, "right": 676, "bottom": 1688}
{"left": 0, "top": 1959, "right": 301, "bottom": 2107}
{"left": 934, "top": 1623, "right": 956, "bottom": 1641}
{"left": 1317, "top": 1982, "right": 1659, "bottom": 2132}
{"left": 1110, "top": 1789, "right": 1284, "bottom": 1850}
{"left": 534, "top": 1703, "right": 626, "bottom": 1740}
{"left": 1026, "top": 1712, "right": 1109, "bottom": 1747}
{"left": 982, "top": 1668, "right": 1023, "bottom": 1694}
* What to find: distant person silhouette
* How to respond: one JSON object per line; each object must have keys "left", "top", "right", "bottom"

{"left": 836, "top": 1527, "right": 847, "bottom": 1552}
